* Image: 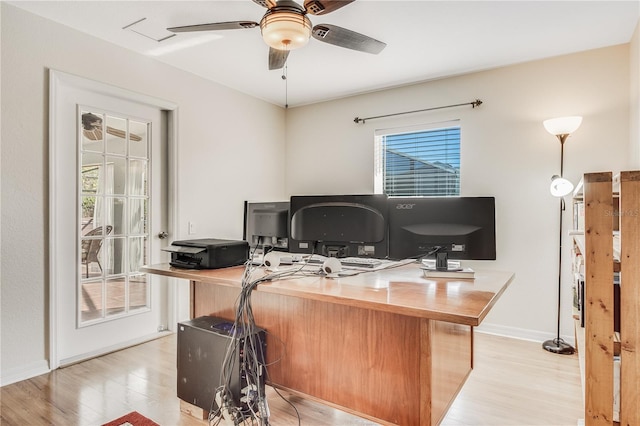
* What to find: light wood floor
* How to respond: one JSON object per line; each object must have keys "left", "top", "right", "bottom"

{"left": 0, "top": 332, "right": 583, "bottom": 426}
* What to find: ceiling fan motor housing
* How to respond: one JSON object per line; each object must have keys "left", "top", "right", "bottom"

{"left": 260, "top": 2, "right": 312, "bottom": 50}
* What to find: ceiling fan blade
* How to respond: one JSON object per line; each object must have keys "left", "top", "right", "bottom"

{"left": 167, "top": 21, "right": 258, "bottom": 33}
{"left": 252, "top": 0, "right": 277, "bottom": 9}
{"left": 304, "top": 0, "right": 355, "bottom": 15}
{"left": 312, "top": 24, "right": 386, "bottom": 54}
{"left": 269, "top": 47, "right": 290, "bottom": 70}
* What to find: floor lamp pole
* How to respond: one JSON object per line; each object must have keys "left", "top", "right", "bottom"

{"left": 543, "top": 137, "right": 575, "bottom": 354}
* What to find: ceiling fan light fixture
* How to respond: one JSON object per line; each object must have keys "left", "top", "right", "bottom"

{"left": 260, "top": 11, "right": 312, "bottom": 50}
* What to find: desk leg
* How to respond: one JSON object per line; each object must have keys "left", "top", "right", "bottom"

{"left": 425, "top": 319, "right": 473, "bottom": 425}
{"left": 421, "top": 319, "right": 433, "bottom": 425}
{"left": 189, "top": 280, "right": 195, "bottom": 319}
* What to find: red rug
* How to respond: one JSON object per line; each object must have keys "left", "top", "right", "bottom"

{"left": 102, "top": 411, "right": 160, "bottom": 426}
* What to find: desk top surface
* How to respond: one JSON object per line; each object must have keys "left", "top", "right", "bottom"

{"left": 142, "top": 263, "right": 514, "bottom": 326}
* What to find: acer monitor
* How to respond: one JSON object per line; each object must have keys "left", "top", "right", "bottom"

{"left": 388, "top": 197, "right": 496, "bottom": 261}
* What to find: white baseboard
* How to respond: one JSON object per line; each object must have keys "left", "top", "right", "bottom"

{"left": 477, "top": 322, "right": 576, "bottom": 347}
{"left": 58, "top": 330, "right": 173, "bottom": 367}
{"left": 1, "top": 360, "right": 51, "bottom": 387}
{"left": 1, "top": 331, "right": 173, "bottom": 387}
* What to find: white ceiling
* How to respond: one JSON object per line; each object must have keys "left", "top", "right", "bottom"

{"left": 8, "top": 1, "right": 640, "bottom": 107}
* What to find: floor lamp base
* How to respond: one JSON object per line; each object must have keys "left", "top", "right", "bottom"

{"left": 542, "top": 338, "right": 575, "bottom": 355}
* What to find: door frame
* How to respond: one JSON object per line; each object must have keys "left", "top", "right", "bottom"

{"left": 48, "top": 70, "right": 180, "bottom": 370}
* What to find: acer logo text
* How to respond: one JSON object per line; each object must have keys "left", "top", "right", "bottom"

{"left": 396, "top": 204, "right": 415, "bottom": 210}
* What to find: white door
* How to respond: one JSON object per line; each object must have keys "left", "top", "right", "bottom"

{"left": 49, "top": 71, "right": 178, "bottom": 368}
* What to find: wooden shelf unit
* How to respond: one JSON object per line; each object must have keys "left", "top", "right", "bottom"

{"left": 573, "top": 171, "right": 640, "bottom": 426}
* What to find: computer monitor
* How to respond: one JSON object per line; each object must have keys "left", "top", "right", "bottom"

{"left": 288, "top": 194, "right": 389, "bottom": 258}
{"left": 388, "top": 197, "right": 496, "bottom": 261}
{"left": 243, "top": 201, "right": 290, "bottom": 252}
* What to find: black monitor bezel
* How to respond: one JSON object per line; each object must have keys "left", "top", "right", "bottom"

{"left": 288, "top": 194, "right": 389, "bottom": 259}
{"left": 243, "top": 200, "right": 290, "bottom": 251}
{"left": 387, "top": 196, "right": 496, "bottom": 261}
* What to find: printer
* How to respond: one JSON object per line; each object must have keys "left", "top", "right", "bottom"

{"left": 163, "top": 238, "right": 248, "bottom": 269}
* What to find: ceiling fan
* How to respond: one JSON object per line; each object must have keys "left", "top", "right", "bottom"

{"left": 167, "top": 0, "right": 386, "bottom": 70}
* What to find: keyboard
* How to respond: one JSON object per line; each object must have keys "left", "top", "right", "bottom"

{"left": 299, "top": 255, "right": 382, "bottom": 268}
{"left": 251, "top": 253, "right": 383, "bottom": 269}
{"left": 249, "top": 252, "right": 303, "bottom": 265}
{"left": 304, "top": 255, "right": 327, "bottom": 264}
{"left": 278, "top": 254, "right": 304, "bottom": 264}
{"left": 339, "top": 257, "right": 383, "bottom": 268}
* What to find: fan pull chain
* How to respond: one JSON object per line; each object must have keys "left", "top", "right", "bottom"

{"left": 282, "top": 62, "right": 288, "bottom": 109}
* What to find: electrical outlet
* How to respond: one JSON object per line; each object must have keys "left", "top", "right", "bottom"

{"left": 188, "top": 221, "right": 196, "bottom": 235}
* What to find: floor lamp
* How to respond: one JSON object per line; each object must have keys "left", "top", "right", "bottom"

{"left": 542, "top": 116, "right": 582, "bottom": 355}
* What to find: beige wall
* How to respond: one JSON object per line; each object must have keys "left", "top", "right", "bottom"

{"left": 285, "top": 45, "right": 631, "bottom": 342}
{"left": 0, "top": 3, "right": 286, "bottom": 384}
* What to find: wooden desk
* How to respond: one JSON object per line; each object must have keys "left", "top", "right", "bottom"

{"left": 142, "top": 263, "right": 513, "bottom": 425}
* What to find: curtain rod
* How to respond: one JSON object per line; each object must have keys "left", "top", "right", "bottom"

{"left": 353, "top": 99, "right": 483, "bottom": 124}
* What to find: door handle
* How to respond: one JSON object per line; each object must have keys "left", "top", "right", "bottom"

{"left": 158, "top": 231, "right": 168, "bottom": 239}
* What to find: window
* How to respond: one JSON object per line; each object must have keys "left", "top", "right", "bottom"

{"left": 375, "top": 121, "right": 460, "bottom": 196}
{"left": 79, "top": 110, "right": 151, "bottom": 325}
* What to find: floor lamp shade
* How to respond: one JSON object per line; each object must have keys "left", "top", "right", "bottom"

{"left": 550, "top": 175, "right": 574, "bottom": 197}
{"left": 543, "top": 116, "right": 583, "bottom": 137}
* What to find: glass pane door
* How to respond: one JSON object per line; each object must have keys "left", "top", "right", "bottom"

{"left": 79, "top": 110, "right": 150, "bottom": 326}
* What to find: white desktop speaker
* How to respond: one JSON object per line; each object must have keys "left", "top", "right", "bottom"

{"left": 263, "top": 252, "right": 281, "bottom": 269}
{"left": 322, "top": 257, "right": 342, "bottom": 275}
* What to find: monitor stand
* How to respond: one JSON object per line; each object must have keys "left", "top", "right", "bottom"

{"left": 436, "top": 252, "right": 449, "bottom": 271}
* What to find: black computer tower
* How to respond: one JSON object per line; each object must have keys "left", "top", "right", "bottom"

{"left": 177, "top": 316, "right": 266, "bottom": 414}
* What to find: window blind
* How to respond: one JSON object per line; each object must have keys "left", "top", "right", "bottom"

{"left": 375, "top": 124, "right": 460, "bottom": 196}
